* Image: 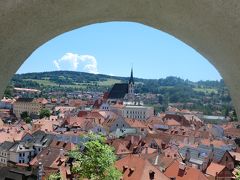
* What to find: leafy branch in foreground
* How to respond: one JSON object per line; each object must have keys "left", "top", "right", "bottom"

{"left": 68, "top": 132, "right": 122, "bottom": 180}
{"left": 48, "top": 172, "right": 61, "bottom": 180}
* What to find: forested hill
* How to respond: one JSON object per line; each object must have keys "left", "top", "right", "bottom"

{"left": 11, "top": 70, "right": 226, "bottom": 92}
{"left": 6, "top": 71, "right": 232, "bottom": 116}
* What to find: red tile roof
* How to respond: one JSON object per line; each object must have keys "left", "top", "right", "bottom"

{"left": 115, "top": 155, "right": 169, "bottom": 180}
{"left": 206, "top": 162, "right": 225, "bottom": 177}
{"left": 164, "top": 160, "right": 208, "bottom": 180}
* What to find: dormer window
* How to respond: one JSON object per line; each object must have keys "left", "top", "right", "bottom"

{"left": 149, "top": 170, "right": 155, "bottom": 180}
{"left": 123, "top": 165, "right": 128, "bottom": 173}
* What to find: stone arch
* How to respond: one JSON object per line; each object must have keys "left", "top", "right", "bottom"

{"left": 1, "top": 1, "right": 240, "bottom": 116}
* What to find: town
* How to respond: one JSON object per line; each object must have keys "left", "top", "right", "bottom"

{"left": 0, "top": 69, "right": 238, "bottom": 179}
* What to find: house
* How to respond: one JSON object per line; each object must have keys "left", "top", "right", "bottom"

{"left": 108, "top": 139, "right": 132, "bottom": 159}
{"left": 29, "top": 141, "right": 71, "bottom": 176}
{"left": 199, "top": 144, "right": 235, "bottom": 170}
{"left": 122, "top": 105, "right": 154, "bottom": 121}
{"left": 115, "top": 155, "right": 169, "bottom": 180}
{"left": 103, "top": 116, "right": 131, "bottom": 133}
{"left": 32, "top": 117, "right": 62, "bottom": 132}
{"left": 0, "top": 141, "right": 15, "bottom": 166}
{"left": 125, "top": 118, "right": 148, "bottom": 133}
{"left": 90, "top": 124, "right": 107, "bottom": 135}
{"left": 13, "top": 97, "right": 48, "bottom": 118}
{"left": 31, "top": 130, "right": 54, "bottom": 155}
{"left": 198, "top": 124, "right": 224, "bottom": 139}
{"left": 147, "top": 153, "right": 175, "bottom": 172}
{"left": 164, "top": 160, "right": 208, "bottom": 180}
{"left": 179, "top": 146, "right": 211, "bottom": 171}
{"left": 9, "top": 141, "right": 35, "bottom": 164}
{"left": 93, "top": 99, "right": 110, "bottom": 111}
{"left": 0, "top": 97, "right": 15, "bottom": 109}
{"left": 205, "top": 162, "right": 234, "bottom": 180}
{"left": 230, "top": 151, "right": 240, "bottom": 165}
{"left": 148, "top": 138, "right": 167, "bottom": 150}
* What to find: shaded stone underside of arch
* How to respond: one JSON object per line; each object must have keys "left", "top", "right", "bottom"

{"left": 1, "top": 0, "right": 240, "bottom": 117}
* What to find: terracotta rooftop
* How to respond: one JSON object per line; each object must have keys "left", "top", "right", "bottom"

{"left": 115, "top": 155, "right": 169, "bottom": 180}
{"left": 125, "top": 118, "right": 147, "bottom": 129}
{"left": 205, "top": 162, "right": 225, "bottom": 177}
{"left": 230, "top": 151, "right": 240, "bottom": 161}
{"left": 164, "top": 119, "right": 181, "bottom": 126}
{"left": 164, "top": 160, "right": 208, "bottom": 180}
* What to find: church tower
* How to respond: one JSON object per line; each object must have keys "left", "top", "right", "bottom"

{"left": 128, "top": 68, "right": 135, "bottom": 100}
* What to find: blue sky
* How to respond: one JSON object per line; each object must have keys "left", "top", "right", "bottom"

{"left": 17, "top": 22, "right": 222, "bottom": 82}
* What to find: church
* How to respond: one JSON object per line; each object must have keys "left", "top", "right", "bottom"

{"left": 107, "top": 68, "right": 135, "bottom": 103}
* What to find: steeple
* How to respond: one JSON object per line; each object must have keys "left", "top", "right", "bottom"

{"left": 128, "top": 67, "right": 135, "bottom": 101}
{"left": 129, "top": 67, "right": 134, "bottom": 84}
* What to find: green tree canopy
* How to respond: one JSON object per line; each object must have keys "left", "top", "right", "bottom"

{"left": 48, "top": 172, "right": 61, "bottom": 180}
{"left": 3, "top": 85, "right": 13, "bottom": 98}
{"left": 68, "top": 132, "right": 122, "bottom": 180}
{"left": 236, "top": 166, "right": 240, "bottom": 180}
{"left": 20, "top": 111, "right": 29, "bottom": 119}
{"left": 39, "top": 109, "right": 51, "bottom": 119}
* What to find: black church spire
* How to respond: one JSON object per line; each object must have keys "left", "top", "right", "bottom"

{"left": 129, "top": 68, "right": 134, "bottom": 84}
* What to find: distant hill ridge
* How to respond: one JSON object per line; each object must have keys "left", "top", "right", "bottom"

{"left": 14, "top": 70, "right": 224, "bottom": 86}
{"left": 6, "top": 71, "right": 231, "bottom": 116}
{"left": 10, "top": 71, "right": 227, "bottom": 97}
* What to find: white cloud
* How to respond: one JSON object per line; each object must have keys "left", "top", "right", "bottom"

{"left": 53, "top": 60, "right": 60, "bottom": 70}
{"left": 53, "top": 53, "right": 99, "bottom": 74}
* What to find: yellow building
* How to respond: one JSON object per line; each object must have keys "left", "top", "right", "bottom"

{"left": 13, "top": 98, "right": 47, "bottom": 118}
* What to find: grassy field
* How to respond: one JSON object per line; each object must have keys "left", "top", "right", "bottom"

{"left": 24, "top": 79, "right": 58, "bottom": 86}
{"left": 98, "top": 79, "right": 122, "bottom": 86}
{"left": 193, "top": 87, "right": 218, "bottom": 94}
{"left": 23, "top": 78, "right": 121, "bottom": 89}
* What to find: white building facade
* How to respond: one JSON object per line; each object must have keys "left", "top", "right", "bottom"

{"left": 122, "top": 105, "right": 154, "bottom": 121}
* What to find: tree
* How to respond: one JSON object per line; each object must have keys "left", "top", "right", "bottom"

{"left": 3, "top": 85, "right": 13, "bottom": 98}
{"left": 48, "top": 172, "right": 61, "bottom": 180}
{"left": 236, "top": 166, "right": 240, "bottom": 180}
{"left": 39, "top": 109, "right": 51, "bottom": 119}
{"left": 68, "top": 132, "right": 122, "bottom": 180}
{"left": 20, "top": 111, "right": 29, "bottom": 119}
{"left": 24, "top": 117, "right": 32, "bottom": 124}
{"left": 232, "top": 109, "right": 238, "bottom": 121}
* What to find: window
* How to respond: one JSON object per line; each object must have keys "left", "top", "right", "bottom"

{"left": 23, "top": 153, "right": 25, "bottom": 157}
{"left": 19, "top": 153, "right": 22, "bottom": 157}
{"left": 149, "top": 171, "right": 155, "bottom": 180}
{"left": 19, "top": 160, "right": 21, "bottom": 163}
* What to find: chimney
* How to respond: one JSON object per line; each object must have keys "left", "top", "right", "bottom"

{"left": 185, "top": 148, "right": 191, "bottom": 162}
{"left": 46, "top": 148, "right": 50, "bottom": 155}
{"left": 210, "top": 144, "right": 214, "bottom": 152}
{"left": 59, "top": 148, "right": 64, "bottom": 158}
{"left": 131, "top": 136, "right": 134, "bottom": 144}
{"left": 129, "top": 168, "right": 135, "bottom": 173}
{"left": 123, "top": 165, "right": 128, "bottom": 173}
{"left": 179, "top": 162, "right": 186, "bottom": 171}
{"left": 149, "top": 170, "right": 155, "bottom": 180}
{"left": 38, "top": 162, "right": 44, "bottom": 180}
